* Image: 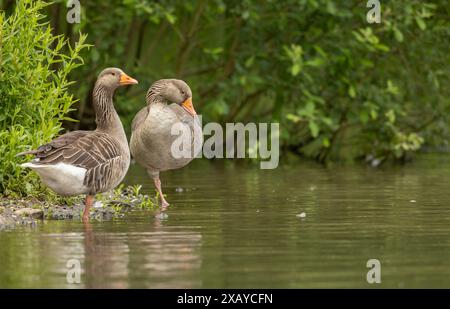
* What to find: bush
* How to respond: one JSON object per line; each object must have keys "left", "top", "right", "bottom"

{"left": 0, "top": 0, "right": 88, "bottom": 196}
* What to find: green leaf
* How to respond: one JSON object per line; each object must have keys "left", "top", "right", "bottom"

{"left": 359, "top": 111, "right": 369, "bottom": 124}
{"left": 348, "top": 86, "right": 356, "bottom": 98}
{"left": 245, "top": 56, "right": 255, "bottom": 68}
{"left": 375, "top": 44, "right": 390, "bottom": 52}
{"left": 415, "top": 16, "right": 426, "bottom": 30}
{"left": 286, "top": 114, "right": 301, "bottom": 123}
{"left": 370, "top": 110, "right": 378, "bottom": 120}
{"left": 309, "top": 121, "right": 320, "bottom": 138}
{"left": 291, "top": 63, "right": 301, "bottom": 76}
{"left": 165, "top": 12, "right": 177, "bottom": 24}
{"left": 385, "top": 110, "right": 396, "bottom": 123}
{"left": 326, "top": 2, "right": 337, "bottom": 15}
{"left": 305, "top": 57, "right": 325, "bottom": 67}
{"left": 393, "top": 27, "right": 404, "bottom": 42}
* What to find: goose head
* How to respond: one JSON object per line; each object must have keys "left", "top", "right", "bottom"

{"left": 148, "top": 79, "right": 196, "bottom": 116}
{"left": 96, "top": 67, "right": 138, "bottom": 90}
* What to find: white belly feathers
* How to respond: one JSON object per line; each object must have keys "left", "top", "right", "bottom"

{"left": 21, "top": 161, "right": 88, "bottom": 196}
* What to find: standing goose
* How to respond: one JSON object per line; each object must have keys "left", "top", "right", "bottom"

{"left": 18, "top": 68, "right": 138, "bottom": 222}
{"left": 130, "top": 79, "right": 203, "bottom": 207}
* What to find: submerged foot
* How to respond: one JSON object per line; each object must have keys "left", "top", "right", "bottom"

{"left": 160, "top": 198, "right": 170, "bottom": 208}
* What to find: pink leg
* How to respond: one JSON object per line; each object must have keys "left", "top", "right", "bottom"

{"left": 154, "top": 177, "right": 169, "bottom": 208}
{"left": 148, "top": 170, "right": 170, "bottom": 208}
{"left": 83, "top": 195, "right": 94, "bottom": 222}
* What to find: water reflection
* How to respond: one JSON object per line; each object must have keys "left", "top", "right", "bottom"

{"left": 2, "top": 155, "right": 450, "bottom": 288}
{"left": 82, "top": 221, "right": 130, "bottom": 288}
{"left": 82, "top": 218, "right": 202, "bottom": 289}
{"left": 0, "top": 216, "right": 202, "bottom": 288}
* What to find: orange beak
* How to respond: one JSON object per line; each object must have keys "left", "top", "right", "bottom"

{"left": 119, "top": 73, "right": 138, "bottom": 86}
{"left": 181, "top": 97, "right": 196, "bottom": 116}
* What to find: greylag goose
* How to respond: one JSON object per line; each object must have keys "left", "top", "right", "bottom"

{"left": 18, "top": 68, "right": 138, "bottom": 222}
{"left": 130, "top": 79, "right": 203, "bottom": 207}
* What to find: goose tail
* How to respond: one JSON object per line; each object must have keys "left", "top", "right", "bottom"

{"left": 16, "top": 150, "right": 38, "bottom": 157}
{"left": 20, "top": 162, "right": 38, "bottom": 169}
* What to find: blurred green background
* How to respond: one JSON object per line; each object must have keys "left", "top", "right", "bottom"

{"left": 0, "top": 0, "right": 449, "bottom": 195}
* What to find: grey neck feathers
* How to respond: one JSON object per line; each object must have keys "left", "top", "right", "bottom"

{"left": 93, "top": 83, "right": 126, "bottom": 140}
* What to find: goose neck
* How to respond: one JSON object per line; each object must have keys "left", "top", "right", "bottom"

{"left": 93, "top": 83, "right": 125, "bottom": 141}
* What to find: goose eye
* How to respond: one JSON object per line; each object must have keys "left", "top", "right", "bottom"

{"left": 111, "top": 72, "right": 116, "bottom": 76}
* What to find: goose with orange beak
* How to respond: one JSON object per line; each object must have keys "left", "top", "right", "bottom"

{"left": 130, "top": 79, "right": 203, "bottom": 208}
{"left": 18, "top": 68, "right": 138, "bottom": 222}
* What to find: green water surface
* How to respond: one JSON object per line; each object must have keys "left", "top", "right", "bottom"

{"left": 1, "top": 154, "right": 450, "bottom": 288}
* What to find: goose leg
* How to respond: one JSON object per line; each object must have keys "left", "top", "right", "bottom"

{"left": 154, "top": 177, "right": 170, "bottom": 208}
{"left": 148, "top": 170, "right": 169, "bottom": 208}
{"left": 83, "top": 195, "right": 94, "bottom": 222}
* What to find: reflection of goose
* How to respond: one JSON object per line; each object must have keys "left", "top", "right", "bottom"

{"left": 29, "top": 220, "right": 202, "bottom": 288}
{"left": 130, "top": 79, "right": 203, "bottom": 207}
{"left": 82, "top": 221, "right": 130, "bottom": 288}
{"left": 131, "top": 230, "right": 203, "bottom": 288}
{"left": 18, "top": 68, "right": 138, "bottom": 222}
{"left": 82, "top": 219, "right": 202, "bottom": 288}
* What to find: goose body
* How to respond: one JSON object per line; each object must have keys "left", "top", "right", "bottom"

{"left": 130, "top": 79, "right": 202, "bottom": 207}
{"left": 21, "top": 130, "right": 130, "bottom": 196}
{"left": 18, "top": 68, "right": 138, "bottom": 221}
{"left": 131, "top": 102, "right": 202, "bottom": 172}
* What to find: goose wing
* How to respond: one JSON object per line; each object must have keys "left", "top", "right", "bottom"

{"left": 131, "top": 106, "right": 149, "bottom": 132}
{"left": 20, "top": 130, "right": 124, "bottom": 192}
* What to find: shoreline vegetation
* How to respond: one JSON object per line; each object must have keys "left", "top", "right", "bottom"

{"left": 0, "top": 185, "right": 156, "bottom": 230}
{"left": 0, "top": 0, "right": 89, "bottom": 196}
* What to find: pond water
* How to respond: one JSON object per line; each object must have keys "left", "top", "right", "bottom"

{"left": 1, "top": 154, "right": 450, "bottom": 288}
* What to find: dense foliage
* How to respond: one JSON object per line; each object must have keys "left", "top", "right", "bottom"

{"left": 0, "top": 0, "right": 88, "bottom": 195}
{"left": 40, "top": 0, "right": 448, "bottom": 164}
